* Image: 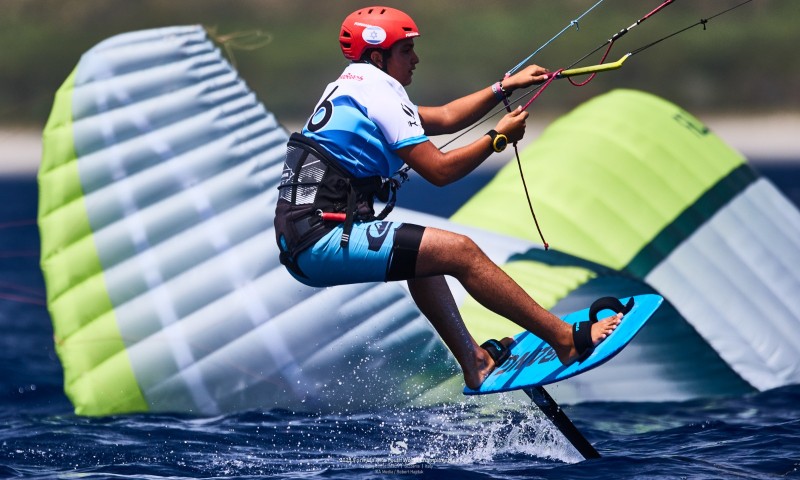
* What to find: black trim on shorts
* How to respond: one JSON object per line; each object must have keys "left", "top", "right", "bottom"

{"left": 386, "top": 224, "right": 425, "bottom": 281}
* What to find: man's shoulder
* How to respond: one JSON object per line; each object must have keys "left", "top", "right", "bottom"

{"left": 336, "top": 63, "right": 370, "bottom": 83}
{"left": 337, "top": 64, "right": 409, "bottom": 100}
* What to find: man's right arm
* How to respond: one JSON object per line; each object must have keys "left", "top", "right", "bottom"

{"left": 397, "top": 107, "right": 528, "bottom": 187}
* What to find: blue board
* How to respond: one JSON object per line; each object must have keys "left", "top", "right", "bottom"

{"left": 464, "top": 294, "right": 663, "bottom": 395}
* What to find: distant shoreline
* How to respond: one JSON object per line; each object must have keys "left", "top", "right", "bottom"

{"left": 3, "top": 114, "right": 798, "bottom": 176}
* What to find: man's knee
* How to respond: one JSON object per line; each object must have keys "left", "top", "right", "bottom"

{"left": 437, "top": 231, "right": 483, "bottom": 265}
{"left": 452, "top": 233, "right": 481, "bottom": 255}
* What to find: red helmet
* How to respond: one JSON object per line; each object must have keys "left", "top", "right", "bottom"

{"left": 339, "top": 6, "right": 420, "bottom": 61}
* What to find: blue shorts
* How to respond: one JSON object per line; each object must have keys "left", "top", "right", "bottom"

{"left": 289, "top": 221, "right": 425, "bottom": 288}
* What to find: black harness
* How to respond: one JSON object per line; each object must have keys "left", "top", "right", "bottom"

{"left": 274, "top": 133, "right": 402, "bottom": 277}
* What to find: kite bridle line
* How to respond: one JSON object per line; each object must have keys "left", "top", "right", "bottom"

{"left": 510, "top": 0, "right": 675, "bottom": 106}
{"left": 440, "top": 0, "right": 679, "bottom": 150}
{"left": 503, "top": 0, "right": 676, "bottom": 249}
{"left": 552, "top": 0, "right": 754, "bottom": 82}
{"left": 432, "top": 0, "right": 753, "bottom": 250}
{"left": 498, "top": 0, "right": 755, "bottom": 118}
{"left": 429, "top": 0, "right": 613, "bottom": 249}
{"left": 459, "top": 0, "right": 614, "bottom": 249}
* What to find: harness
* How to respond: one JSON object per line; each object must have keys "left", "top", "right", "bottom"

{"left": 274, "top": 133, "right": 402, "bottom": 277}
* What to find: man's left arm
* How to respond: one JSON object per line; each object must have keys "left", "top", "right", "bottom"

{"left": 418, "top": 65, "right": 549, "bottom": 136}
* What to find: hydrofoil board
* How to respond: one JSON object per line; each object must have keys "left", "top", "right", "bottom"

{"left": 465, "top": 294, "right": 663, "bottom": 395}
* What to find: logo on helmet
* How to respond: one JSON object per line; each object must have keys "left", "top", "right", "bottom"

{"left": 362, "top": 26, "right": 387, "bottom": 45}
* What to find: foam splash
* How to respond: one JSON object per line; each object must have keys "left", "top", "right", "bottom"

{"left": 422, "top": 401, "right": 581, "bottom": 465}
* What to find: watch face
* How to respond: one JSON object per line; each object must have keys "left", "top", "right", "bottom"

{"left": 494, "top": 134, "right": 508, "bottom": 152}
{"left": 496, "top": 136, "right": 507, "bottom": 150}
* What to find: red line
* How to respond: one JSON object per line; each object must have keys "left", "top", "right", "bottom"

{"left": 0, "top": 293, "right": 46, "bottom": 306}
{"left": 641, "top": 0, "right": 676, "bottom": 22}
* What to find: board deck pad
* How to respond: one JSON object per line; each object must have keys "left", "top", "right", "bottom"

{"left": 464, "top": 294, "right": 663, "bottom": 395}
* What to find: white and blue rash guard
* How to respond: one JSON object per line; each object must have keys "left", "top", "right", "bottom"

{"left": 274, "top": 63, "right": 430, "bottom": 287}
{"left": 301, "top": 63, "right": 429, "bottom": 179}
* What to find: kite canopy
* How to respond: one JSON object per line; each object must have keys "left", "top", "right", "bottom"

{"left": 38, "top": 26, "right": 457, "bottom": 416}
{"left": 454, "top": 89, "right": 800, "bottom": 395}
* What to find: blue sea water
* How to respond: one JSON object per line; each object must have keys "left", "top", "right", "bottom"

{"left": 2, "top": 165, "right": 800, "bottom": 479}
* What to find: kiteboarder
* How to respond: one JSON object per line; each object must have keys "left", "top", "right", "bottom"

{"left": 274, "top": 6, "right": 621, "bottom": 390}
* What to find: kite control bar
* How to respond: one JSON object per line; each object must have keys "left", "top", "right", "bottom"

{"left": 547, "top": 53, "right": 632, "bottom": 79}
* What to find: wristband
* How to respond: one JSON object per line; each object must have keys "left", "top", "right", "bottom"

{"left": 498, "top": 81, "right": 509, "bottom": 97}
{"left": 491, "top": 82, "right": 505, "bottom": 101}
{"left": 493, "top": 81, "right": 512, "bottom": 111}
{"left": 491, "top": 81, "right": 511, "bottom": 98}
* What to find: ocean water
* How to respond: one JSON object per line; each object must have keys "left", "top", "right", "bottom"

{"left": 2, "top": 168, "right": 800, "bottom": 479}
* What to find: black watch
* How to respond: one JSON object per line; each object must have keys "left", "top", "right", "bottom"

{"left": 487, "top": 129, "right": 508, "bottom": 153}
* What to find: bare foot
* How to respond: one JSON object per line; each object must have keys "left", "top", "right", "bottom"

{"left": 556, "top": 313, "right": 623, "bottom": 365}
{"left": 463, "top": 337, "right": 514, "bottom": 390}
